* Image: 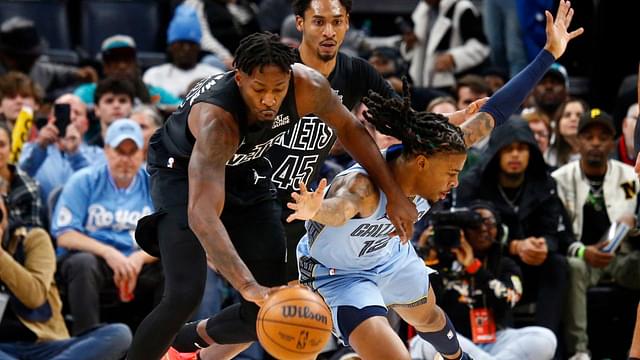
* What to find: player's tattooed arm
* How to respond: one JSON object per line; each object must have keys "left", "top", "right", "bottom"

{"left": 459, "top": 112, "right": 495, "bottom": 148}
{"left": 187, "top": 103, "right": 258, "bottom": 294}
{"left": 316, "top": 174, "right": 375, "bottom": 226}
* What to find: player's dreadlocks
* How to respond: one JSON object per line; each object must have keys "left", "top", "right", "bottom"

{"left": 363, "top": 78, "right": 466, "bottom": 156}
{"left": 233, "top": 32, "right": 296, "bottom": 74}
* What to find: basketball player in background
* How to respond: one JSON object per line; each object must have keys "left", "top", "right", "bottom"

{"left": 127, "top": 32, "right": 418, "bottom": 360}
{"left": 286, "top": 3, "right": 581, "bottom": 359}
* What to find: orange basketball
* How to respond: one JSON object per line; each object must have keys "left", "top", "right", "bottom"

{"left": 257, "top": 286, "right": 333, "bottom": 360}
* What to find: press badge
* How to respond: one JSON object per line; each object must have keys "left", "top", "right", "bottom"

{"left": 0, "top": 292, "right": 9, "bottom": 322}
{"left": 469, "top": 307, "right": 496, "bottom": 344}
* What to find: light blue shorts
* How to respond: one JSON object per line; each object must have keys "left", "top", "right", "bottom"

{"left": 297, "top": 239, "right": 435, "bottom": 340}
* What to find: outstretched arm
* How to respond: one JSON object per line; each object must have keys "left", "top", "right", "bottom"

{"left": 287, "top": 174, "right": 378, "bottom": 227}
{"left": 460, "top": 0, "right": 583, "bottom": 147}
{"left": 187, "top": 103, "right": 269, "bottom": 306}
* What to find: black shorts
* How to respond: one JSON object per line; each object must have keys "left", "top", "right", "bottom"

{"left": 145, "top": 165, "right": 286, "bottom": 262}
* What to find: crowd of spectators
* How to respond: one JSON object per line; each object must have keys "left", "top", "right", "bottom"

{"left": 0, "top": 0, "right": 638, "bottom": 359}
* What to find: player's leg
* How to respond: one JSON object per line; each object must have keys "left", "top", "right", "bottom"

{"left": 128, "top": 207, "right": 208, "bottom": 360}
{"left": 393, "top": 286, "right": 465, "bottom": 360}
{"left": 172, "top": 200, "right": 287, "bottom": 357}
{"left": 381, "top": 247, "right": 465, "bottom": 360}
{"left": 346, "top": 308, "right": 411, "bottom": 360}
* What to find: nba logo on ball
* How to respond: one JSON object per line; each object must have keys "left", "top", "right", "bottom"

{"left": 257, "top": 286, "right": 333, "bottom": 359}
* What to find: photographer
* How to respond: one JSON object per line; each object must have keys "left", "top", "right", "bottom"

{"left": 410, "top": 201, "right": 557, "bottom": 360}
{"left": 19, "top": 94, "right": 104, "bottom": 211}
{"left": 0, "top": 179, "right": 131, "bottom": 359}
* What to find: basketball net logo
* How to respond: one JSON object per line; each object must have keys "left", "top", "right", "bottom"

{"left": 296, "top": 330, "right": 309, "bottom": 350}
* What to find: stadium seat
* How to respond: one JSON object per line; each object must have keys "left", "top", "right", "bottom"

{"left": 80, "top": 0, "right": 162, "bottom": 57}
{"left": 0, "top": 0, "right": 72, "bottom": 49}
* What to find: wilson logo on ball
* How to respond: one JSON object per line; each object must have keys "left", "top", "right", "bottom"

{"left": 281, "top": 305, "right": 329, "bottom": 325}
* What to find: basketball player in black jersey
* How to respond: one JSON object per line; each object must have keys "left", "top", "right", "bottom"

{"left": 127, "top": 32, "right": 418, "bottom": 359}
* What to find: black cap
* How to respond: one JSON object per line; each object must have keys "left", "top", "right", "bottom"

{"left": 578, "top": 109, "right": 615, "bottom": 135}
{"left": 0, "top": 17, "right": 44, "bottom": 56}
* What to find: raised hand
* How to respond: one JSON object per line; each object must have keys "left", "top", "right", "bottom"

{"left": 286, "top": 179, "right": 328, "bottom": 222}
{"left": 543, "top": 0, "right": 584, "bottom": 59}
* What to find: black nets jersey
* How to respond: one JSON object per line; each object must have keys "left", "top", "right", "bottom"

{"left": 147, "top": 70, "right": 300, "bottom": 206}
{"left": 266, "top": 52, "right": 396, "bottom": 217}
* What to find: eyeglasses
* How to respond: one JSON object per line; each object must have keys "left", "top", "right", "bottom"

{"left": 480, "top": 216, "right": 497, "bottom": 227}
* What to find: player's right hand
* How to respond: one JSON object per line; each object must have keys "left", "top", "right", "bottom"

{"left": 240, "top": 282, "right": 274, "bottom": 308}
{"left": 386, "top": 194, "right": 418, "bottom": 244}
{"left": 286, "top": 179, "right": 327, "bottom": 223}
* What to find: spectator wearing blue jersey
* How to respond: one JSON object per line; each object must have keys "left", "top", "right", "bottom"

{"left": 52, "top": 119, "right": 161, "bottom": 335}
{"left": 19, "top": 94, "right": 104, "bottom": 212}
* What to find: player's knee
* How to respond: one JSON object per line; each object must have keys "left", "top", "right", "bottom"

{"left": 411, "top": 304, "right": 445, "bottom": 332}
{"left": 164, "top": 283, "right": 206, "bottom": 317}
{"left": 337, "top": 305, "right": 387, "bottom": 342}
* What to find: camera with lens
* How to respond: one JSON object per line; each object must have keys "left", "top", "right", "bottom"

{"left": 430, "top": 207, "right": 483, "bottom": 249}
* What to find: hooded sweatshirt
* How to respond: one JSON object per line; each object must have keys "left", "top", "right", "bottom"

{"left": 458, "top": 119, "right": 569, "bottom": 252}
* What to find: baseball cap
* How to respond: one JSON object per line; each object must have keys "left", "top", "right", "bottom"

{"left": 167, "top": 4, "right": 201, "bottom": 44}
{"left": 0, "top": 17, "right": 45, "bottom": 56}
{"left": 105, "top": 119, "right": 144, "bottom": 149}
{"left": 578, "top": 108, "right": 615, "bottom": 135}
{"left": 101, "top": 34, "right": 136, "bottom": 60}
{"left": 543, "top": 63, "right": 569, "bottom": 89}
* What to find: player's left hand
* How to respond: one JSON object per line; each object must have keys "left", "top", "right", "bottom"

{"left": 286, "top": 179, "right": 328, "bottom": 223}
{"left": 543, "top": 0, "right": 584, "bottom": 59}
{"left": 386, "top": 193, "right": 418, "bottom": 244}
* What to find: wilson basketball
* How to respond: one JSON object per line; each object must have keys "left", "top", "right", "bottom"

{"left": 257, "top": 286, "right": 333, "bottom": 360}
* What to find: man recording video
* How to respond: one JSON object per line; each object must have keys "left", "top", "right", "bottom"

{"left": 411, "top": 201, "right": 557, "bottom": 360}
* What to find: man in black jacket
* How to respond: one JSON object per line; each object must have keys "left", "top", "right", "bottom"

{"left": 457, "top": 118, "right": 570, "bottom": 338}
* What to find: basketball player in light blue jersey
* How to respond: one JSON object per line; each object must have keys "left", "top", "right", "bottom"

{"left": 288, "top": 2, "right": 583, "bottom": 359}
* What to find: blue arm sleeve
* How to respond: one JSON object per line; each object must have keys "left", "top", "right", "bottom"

{"left": 66, "top": 151, "right": 89, "bottom": 171}
{"left": 18, "top": 142, "right": 47, "bottom": 176}
{"left": 479, "top": 49, "right": 555, "bottom": 127}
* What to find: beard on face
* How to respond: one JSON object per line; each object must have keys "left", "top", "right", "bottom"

{"left": 317, "top": 49, "right": 337, "bottom": 62}
{"left": 584, "top": 154, "right": 606, "bottom": 168}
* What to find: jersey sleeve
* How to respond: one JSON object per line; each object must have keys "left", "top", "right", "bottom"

{"left": 51, "top": 169, "right": 91, "bottom": 237}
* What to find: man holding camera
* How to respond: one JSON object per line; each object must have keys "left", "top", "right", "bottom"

{"left": 19, "top": 94, "right": 104, "bottom": 210}
{"left": 411, "top": 201, "right": 557, "bottom": 360}
{"left": 552, "top": 109, "right": 640, "bottom": 360}
{"left": 458, "top": 119, "right": 570, "bottom": 339}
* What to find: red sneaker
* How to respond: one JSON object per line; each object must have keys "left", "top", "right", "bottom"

{"left": 161, "top": 347, "right": 199, "bottom": 360}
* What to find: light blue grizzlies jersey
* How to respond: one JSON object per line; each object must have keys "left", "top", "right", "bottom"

{"left": 52, "top": 163, "right": 153, "bottom": 256}
{"left": 302, "top": 163, "right": 430, "bottom": 271}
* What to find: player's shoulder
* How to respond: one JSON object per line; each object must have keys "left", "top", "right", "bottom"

{"left": 333, "top": 171, "right": 377, "bottom": 199}
{"left": 292, "top": 63, "right": 328, "bottom": 90}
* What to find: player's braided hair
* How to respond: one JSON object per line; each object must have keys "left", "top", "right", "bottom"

{"left": 362, "top": 78, "right": 466, "bottom": 156}
{"left": 233, "top": 32, "right": 296, "bottom": 74}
